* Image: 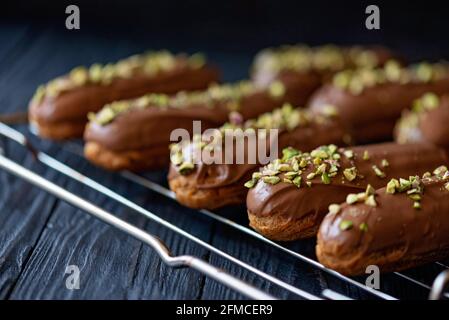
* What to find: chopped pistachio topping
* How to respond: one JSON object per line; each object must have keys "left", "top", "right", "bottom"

{"left": 263, "top": 176, "right": 281, "bottom": 185}
{"left": 422, "top": 172, "right": 432, "bottom": 179}
{"left": 343, "top": 167, "right": 357, "bottom": 181}
{"left": 346, "top": 185, "right": 377, "bottom": 206}
{"left": 282, "top": 147, "right": 300, "bottom": 161}
{"left": 413, "top": 201, "right": 421, "bottom": 210}
{"left": 359, "top": 222, "right": 369, "bottom": 232}
{"left": 253, "top": 45, "right": 383, "bottom": 76}
{"left": 412, "top": 92, "right": 440, "bottom": 113}
{"left": 343, "top": 150, "right": 354, "bottom": 159}
{"left": 444, "top": 182, "right": 449, "bottom": 191}
{"left": 320, "top": 104, "right": 339, "bottom": 117}
{"left": 178, "top": 161, "right": 194, "bottom": 174}
{"left": 331, "top": 62, "right": 449, "bottom": 95}
{"left": 381, "top": 159, "right": 389, "bottom": 168}
{"left": 365, "top": 195, "right": 377, "bottom": 207}
{"left": 268, "top": 81, "right": 286, "bottom": 98}
{"left": 386, "top": 178, "right": 399, "bottom": 194}
{"left": 293, "top": 176, "right": 302, "bottom": 188}
{"left": 362, "top": 150, "right": 370, "bottom": 160}
{"left": 384, "top": 175, "right": 424, "bottom": 209}
{"left": 244, "top": 179, "right": 257, "bottom": 189}
{"left": 31, "top": 51, "right": 206, "bottom": 103}
{"left": 328, "top": 204, "right": 341, "bottom": 215}
{"left": 346, "top": 193, "right": 358, "bottom": 204}
{"left": 372, "top": 165, "right": 386, "bottom": 178}
{"left": 433, "top": 165, "right": 448, "bottom": 177}
{"left": 321, "top": 172, "right": 331, "bottom": 184}
{"left": 339, "top": 220, "right": 353, "bottom": 231}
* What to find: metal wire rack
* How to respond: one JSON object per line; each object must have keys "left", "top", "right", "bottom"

{"left": 0, "top": 122, "right": 448, "bottom": 300}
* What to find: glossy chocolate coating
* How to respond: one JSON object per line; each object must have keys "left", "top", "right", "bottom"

{"left": 309, "top": 77, "right": 449, "bottom": 143}
{"left": 30, "top": 64, "right": 220, "bottom": 126}
{"left": 317, "top": 176, "right": 449, "bottom": 274}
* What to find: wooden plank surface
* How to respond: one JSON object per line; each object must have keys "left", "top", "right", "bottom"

{"left": 0, "top": 22, "right": 445, "bottom": 300}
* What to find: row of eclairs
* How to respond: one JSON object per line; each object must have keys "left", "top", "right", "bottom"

{"left": 29, "top": 45, "right": 449, "bottom": 276}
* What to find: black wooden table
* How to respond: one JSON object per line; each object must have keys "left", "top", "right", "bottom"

{"left": 0, "top": 22, "right": 447, "bottom": 300}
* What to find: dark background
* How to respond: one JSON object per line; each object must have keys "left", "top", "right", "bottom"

{"left": 2, "top": 0, "right": 449, "bottom": 80}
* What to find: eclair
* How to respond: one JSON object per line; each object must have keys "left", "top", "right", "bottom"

{"left": 168, "top": 104, "right": 348, "bottom": 209}
{"left": 308, "top": 61, "right": 449, "bottom": 144}
{"left": 246, "top": 143, "right": 449, "bottom": 241}
{"left": 29, "top": 51, "right": 220, "bottom": 139}
{"left": 316, "top": 166, "right": 449, "bottom": 275}
{"left": 395, "top": 93, "right": 449, "bottom": 148}
{"left": 84, "top": 79, "right": 311, "bottom": 171}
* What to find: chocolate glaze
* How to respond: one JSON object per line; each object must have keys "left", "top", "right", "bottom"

{"left": 246, "top": 143, "right": 448, "bottom": 224}
{"left": 30, "top": 64, "right": 220, "bottom": 126}
{"left": 309, "top": 78, "right": 449, "bottom": 144}
{"left": 85, "top": 79, "right": 318, "bottom": 154}
{"left": 395, "top": 95, "right": 449, "bottom": 148}
{"left": 317, "top": 176, "right": 449, "bottom": 274}
{"left": 168, "top": 117, "right": 347, "bottom": 191}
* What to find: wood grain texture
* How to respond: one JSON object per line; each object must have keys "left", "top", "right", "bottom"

{"left": 0, "top": 22, "right": 445, "bottom": 300}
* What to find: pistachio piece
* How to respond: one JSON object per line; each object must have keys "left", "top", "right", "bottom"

{"left": 381, "top": 159, "right": 389, "bottom": 168}
{"left": 170, "top": 151, "right": 183, "bottom": 165}
{"left": 293, "top": 176, "right": 302, "bottom": 188}
{"left": 244, "top": 179, "right": 257, "bottom": 188}
{"left": 178, "top": 162, "right": 194, "bottom": 175}
{"left": 321, "top": 172, "right": 331, "bottom": 184}
{"left": 365, "top": 184, "right": 376, "bottom": 196}
{"left": 343, "top": 150, "right": 354, "bottom": 159}
{"left": 433, "top": 165, "right": 448, "bottom": 177}
{"left": 386, "top": 178, "right": 399, "bottom": 194}
{"left": 365, "top": 195, "right": 377, "bottom": 207}
{"left": 188, "top": 53, "right": 206, "bottom": 69}
{"left": 328, "top": 204, "right": 341, "bottom": 215}
{"left": 70, "top": 66, "right": 89, "bottom": 86}
{"left": 362, "top": 150, "right": 370, "bottom": 161}
{"left": 263, "top": 176, "right": 281, "bottom": 185}
{"left": 343, "top": 167, "right": 357, "bottom": 181}
{"left": 306, "top": 172, "right": 316, "bottom": 180}
{"left": 89, "top": 64, "right": 103, "bottom": 83}
{"left": 339, "top": 220, "right": 353, "bottom": 231}
{"left": 268, "top": 80, "right": 286, "bottom": 98}
{"left": 372, "top": 165, "right": 386, "bottom": 178}
{"left": 282, "top": 147, "right": 299, "bottom": 161}
{"left": 346, "top": 193, "right": 358, "bottom": 204}
{"left": 359, "top": 222, "right": 369, "bottom": 232}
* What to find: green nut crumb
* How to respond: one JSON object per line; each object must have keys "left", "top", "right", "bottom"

{"left": 339, "top": 220, "right": 353, "bottom": 231}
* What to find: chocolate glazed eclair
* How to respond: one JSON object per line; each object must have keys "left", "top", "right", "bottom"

{"left": 308, "top": 61, "right": 449, "bottom": 144}
{"left": 168, "top": 104, "right": 349, "bottom": 209}
{"left": 84, "top": 78, "right": 311, "bottom": 171}
{"left": 246, "top": 143, "right": 449, "bottom": 241}
{"left": 317, "top": 166, "right": 449, "bottom": 275}
{"left": 29, "top": 51, "right": 220, "bottom": 140}
{"left": 395, "top": 93, "right": 449, "bottom": 148}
